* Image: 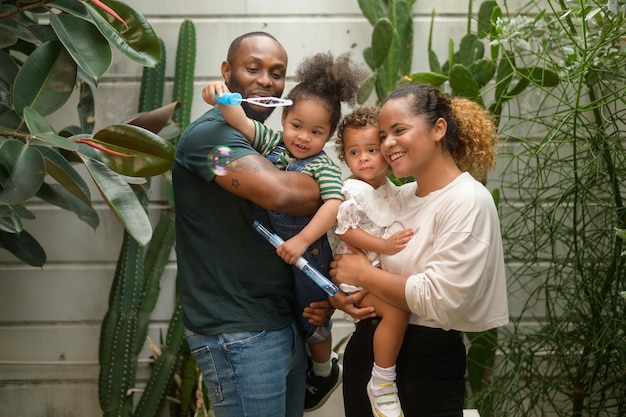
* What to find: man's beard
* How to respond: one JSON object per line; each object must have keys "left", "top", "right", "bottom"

{"left": 226, "top": 76, "right": 277, "bottom": 123}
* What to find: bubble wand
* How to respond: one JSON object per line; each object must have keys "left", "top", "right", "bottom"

{"left": 252, "top": 220, "right": 338, "bottom": 296}
{"left": 216, "top": 92, "right": 293, "bottom": 108}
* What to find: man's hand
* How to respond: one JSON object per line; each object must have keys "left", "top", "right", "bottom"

{"left": 302, "top": 299, "right": 335, "bottom": 327}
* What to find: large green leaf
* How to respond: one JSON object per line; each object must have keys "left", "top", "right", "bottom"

{"left": 77, "top": 81, "right": 95, "bottom": 133}
{"left": 50, "top": 12, "right": 112, "bottom": 85}
{"left": 84, "top": 0, "right": 160, "bottom": 68}
{"left": 0, "top": 50, "right": 19, "bottom": 88}
{"left": 32, "top": 144, "right": 91, "bottom": 205}
{"left": 0, "top": 228, "right": 46, "bottom": 266}
{"left": 23, "top": 107, "right": 79, "bottom": 151}
{"left": 0, "top": 139, "right": 46, "bottom": 204}
{"left": 449, "top": 64, "right": 483, "bottom": 105}
{"left": 13, "top": 41, "right": 77, "bottom": 117}
{"left": 468, "top": 58, "right": 496, "bottom": 88}
{"left": 477, "top": 1, "right": 498, "bottom": 39}
{"left": 90, "top": 124, "right": 175, "bottom": 177}
{"left": 358, "top": 0, "right": 386, "bottom": 26}
{"left": 371, "top": 18, "right": 393, "bottom": 69}
{"left": 49, "top": 0, "right": 90, "bottom": 19}
{"left": 78, "top": 153, "right": 152, "bottom": 245}
{"left": 0, "top": 205, "right": 23, "bottom": 233}
{"left": 36, "top": 182, "right": 99, "bottom": 230}
{"left": 357, "top": 71, "right": 377, "bottom": 104}
{"left": 395, "top": 0, "right": 413, "bottom": 76}
{"left": 405, "top": 71, "right": 449, "bottom": 87}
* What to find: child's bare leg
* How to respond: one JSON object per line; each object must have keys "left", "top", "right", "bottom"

{"left": 372, "top": 300, "right": 410, "bottom": 368}
{"left": 360, "top": 294, "right": 408, "bottom": 416}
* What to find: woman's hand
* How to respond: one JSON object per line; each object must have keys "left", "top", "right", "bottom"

{"left": 329, "top": 246, "right": 372, "bottom": 288}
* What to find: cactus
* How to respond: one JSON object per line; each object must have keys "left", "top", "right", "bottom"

{"left": 98, "top": 19, "right": 198, "bottom": 417}
{"left": 357, "top": 0, "right": 416, "bottom": 104}
{"left": 171, "top": 20, "right": 196, "bottom": 147}
{"left": 98, "top": 218, "right": 146, "bottom": 417}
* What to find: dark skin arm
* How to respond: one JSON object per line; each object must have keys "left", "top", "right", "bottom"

{"left": 215, "top": 153, "right": 322, "bottom": 216}
{"left": 216, "top": 151, "right": 332, "bottom": 321}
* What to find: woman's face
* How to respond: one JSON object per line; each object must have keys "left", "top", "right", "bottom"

{"left": 379, "top": 96, "right": 444, "bottom": 179}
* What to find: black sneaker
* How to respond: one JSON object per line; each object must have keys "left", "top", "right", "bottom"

{"left": 304, "top": 356, "right": 343, "bottom": 411}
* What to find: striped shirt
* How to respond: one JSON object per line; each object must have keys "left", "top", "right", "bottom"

{"left": 252, "top": 120, "right": 344, "bottom": 201}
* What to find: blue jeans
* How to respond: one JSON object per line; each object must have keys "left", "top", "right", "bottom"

{"left": 267, "top": 209, "right": 333, "bottom": 343}
{"left": 185, "top": 323, "right": 307, "bottom": 417}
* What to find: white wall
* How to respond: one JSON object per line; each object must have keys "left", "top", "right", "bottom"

{"left": 0, "top": 1, "right": 522, "bottom": 416}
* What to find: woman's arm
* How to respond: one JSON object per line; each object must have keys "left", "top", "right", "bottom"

{"left": 330, "top": 249, "right": 411, "bottom": 312}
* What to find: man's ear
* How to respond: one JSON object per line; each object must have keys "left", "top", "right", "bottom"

{"left": 221, "top": 60, "right": 231, "bottom": 82}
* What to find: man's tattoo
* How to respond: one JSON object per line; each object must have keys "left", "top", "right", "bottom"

{"left": 226, "top": 155, "right": 273, "bottom": 190}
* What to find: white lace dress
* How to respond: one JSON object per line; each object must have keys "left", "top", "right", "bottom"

{"left": 333, "top": 177, "right": 399, "bottom": 292}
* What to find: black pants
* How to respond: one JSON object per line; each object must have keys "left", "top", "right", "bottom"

{"left": 342, "top": 318, "right": 466, "bottom": 417}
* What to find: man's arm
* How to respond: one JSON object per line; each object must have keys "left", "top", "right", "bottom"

{"left": 214, "top": 153, "right": 321, "bottom": 216}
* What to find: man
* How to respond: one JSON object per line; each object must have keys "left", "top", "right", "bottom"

{"left": 173, "top": 32, "right": 331, "bottom": 417}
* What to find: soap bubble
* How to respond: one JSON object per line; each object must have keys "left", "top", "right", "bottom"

{"left": 208, "top": 146, "right": 232, "bottom": 176}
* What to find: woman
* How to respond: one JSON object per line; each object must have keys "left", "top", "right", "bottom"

{"left": 329, "top": 83, "right": 509, "bottom": 417}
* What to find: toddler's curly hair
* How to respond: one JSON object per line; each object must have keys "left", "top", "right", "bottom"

{"left": 284, "top": 51, "right": 367, "bottom": 136}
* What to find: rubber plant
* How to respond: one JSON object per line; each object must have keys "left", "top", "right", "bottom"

{"left": 98, "top": 20, "right": 205, "bottom": 417}
{"left": 0, "top": 0, "right": 171, "bottom": 267}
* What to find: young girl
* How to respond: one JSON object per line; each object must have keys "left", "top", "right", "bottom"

{"left": 205, "top": 51, "right": 364, "bottom": 411}
{"left": 333, "top": 107, "right": 413, "bottom": 417}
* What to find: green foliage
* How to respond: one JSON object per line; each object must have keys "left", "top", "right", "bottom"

{"left": 482, "top": 1, "right": 626, "bottom": 416}
{"left": 357, "top": 0, "right": 416, "bottom": 103}
{"left": 407, "top": 0, "right": 559, "bottom": 122}
{"left": 0, "top": 0, "right": 173, "bottom": 264}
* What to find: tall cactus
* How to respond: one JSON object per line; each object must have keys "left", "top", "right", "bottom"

{"left": 99, "top": 230, "right": 145, "bottom": 417}
{"left": 98, "top": 19, "right": 197, "bottom": 417}
{"left": 357, "top": 0, "right": 416, "bottom": 104}
{"left": 171, "top": 20, "right": 196, "bottom": 148}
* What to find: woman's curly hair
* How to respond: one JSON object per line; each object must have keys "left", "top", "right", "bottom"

{"left": 383, "top": 83, "right": 499, "bottom": 182}
{"left": 284, "top": 51, "right": 366, "bottom": 136}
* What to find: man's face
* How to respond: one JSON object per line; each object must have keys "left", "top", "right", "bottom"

{"left": 223, "top": 36, "right": 288, "bottom": 122}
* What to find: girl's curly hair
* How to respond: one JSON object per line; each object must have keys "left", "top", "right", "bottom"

{"left": 283, "top": 51, "right": 366, "bottom": 136}
{"left": 334, "top": 106, "right": 380, "bottom": 162}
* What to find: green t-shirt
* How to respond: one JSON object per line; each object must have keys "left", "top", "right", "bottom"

{"left": 173, "top": 107, "right": 295, "bottom": 336}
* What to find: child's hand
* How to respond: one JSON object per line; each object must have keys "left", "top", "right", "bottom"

{"left": 202, "top": 81, "right": 230, "bottom": 106}
{"left": 382, "top": 228, "right": 413, "bottom": 254}
{"left": 276, "top": 236, "right": 309, "bottom": 265}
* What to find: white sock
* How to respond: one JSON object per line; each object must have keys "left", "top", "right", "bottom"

{"left": 371, "top": 363, "right": 396, "bottom": 386}
{"left": 312, "top": 358, "right": 332, "bottom": 377}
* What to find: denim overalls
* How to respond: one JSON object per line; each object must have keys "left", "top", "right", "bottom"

{"left": 267, "top": 145, "right": 333, "bottom": 342}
